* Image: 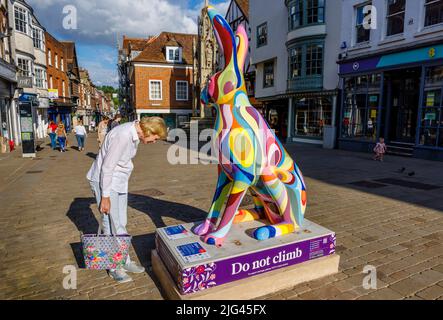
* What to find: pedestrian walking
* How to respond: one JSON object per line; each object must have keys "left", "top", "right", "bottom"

{"left": 373, "top": 137, "right": 387, "bottom": 161}
{"left": 74, "top": 120, "right": 88, "bottom": 151}
{"left": 47, "top": 121, "right": 58, "bottom": 150}
{"left": 110, "top": 114, "right": 122, "bottom": 131}
{"left": 90, "top": 120, "right": 96, "bottom": 132}
{"left": 56, "top": 122, "right": 67, "bottom": 152}
{"left": 97, "top": 117, "right": 109, "bottom": 148}
{"left": 86, "top": 117, "right": 167, "bottom": 283}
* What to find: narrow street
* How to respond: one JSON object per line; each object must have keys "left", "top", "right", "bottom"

{"left": 0, "top": 133, "right": 442, "bottom": 300}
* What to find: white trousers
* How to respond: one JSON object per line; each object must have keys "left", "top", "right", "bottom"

{"left": 90, "top": 180, "right": 131, "bottom": 267}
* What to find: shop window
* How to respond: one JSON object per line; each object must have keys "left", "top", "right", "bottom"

{"left": 263, "top": 61, "right": 274, "bottom": 88}
{"left": 342, "top": 74, "right": 381, "bottom": 141}
{"left": 257, "top": 23, "right": 267, "bottom": 47}
{"left": 419, "top": 66, "right": 443, "bottom": 148}
{"left": 287, "top": 0, "right": 324, "bottom": 31}
{"left": 425, "top": 0, "right": 443, "bottom": 27}
{"left": 294, "top": 97, "right": 332, "bottom": 138}
{"left": 386, "top": 0, "right": 405, "bottom": 36}
{"left": 356, "top": 3, "right": 372, "bottom": 43}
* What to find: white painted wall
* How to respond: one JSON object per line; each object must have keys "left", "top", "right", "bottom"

{"left": 250, "top": 0, "right": 342, "bottom": 97}
{"left": 250, "top": 0, "right": 288, "bottom": 99}
{"left": 341, "top": 0, "right": 443, "bottom": 59}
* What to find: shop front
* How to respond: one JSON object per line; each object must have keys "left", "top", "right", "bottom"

{"left": 338, "top": 43, "right": 443, "bottom": 161}
{"left": 48, "top": 102, "right": 75, "bottom": 132}
{"left": 289, "top": 90, "right": 338, "bottom": 146}
{"left": 259, "top": 98, "right": 289, "bottom": 142}
{"left": 137, "top": 109, "right": 193, "bottom": 131}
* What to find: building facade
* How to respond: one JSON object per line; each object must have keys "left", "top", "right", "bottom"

{"left": 118, "top": 36, "right": 153, "bottom": 120}
{"left": 338, "top": 0, "right": 443, "bottom": 160}
{"left": 250, "top": 0, "right": 341, "bottom": 145}
{"left": 45, "top": 32, "right": 73, "bottom": 131}
{"left": 62, "top": 41, "right": 81, "bottom": 125}
{"left": 128, "top": 32, "right": 196, "bottom": 130}
{"left": 225, "top": 0, "right": 262, "bottom": 112}
{"left": 0, "top": 0, "right": 18, "bottom": 149}
{"left": 9, "top": 0, "right": 49, "bottom": 144}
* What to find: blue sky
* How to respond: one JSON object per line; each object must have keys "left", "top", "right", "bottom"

{"left": 28, "top": 0, "right": 230, "bottom": 88}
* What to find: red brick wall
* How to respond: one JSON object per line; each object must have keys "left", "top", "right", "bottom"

{"left": 133, "top": 65, "right": 193, "bottom": 111}
{"left": 45, "top": 32, "right": 70, "bottom": 102}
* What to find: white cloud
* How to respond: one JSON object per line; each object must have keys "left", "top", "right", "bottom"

{"left": 28, "top": 0, "right": 228, "bottom": 46}
{"left": 26, "top": 0, "right": 230, "bottom": 87}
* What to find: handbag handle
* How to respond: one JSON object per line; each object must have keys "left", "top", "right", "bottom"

{"left": 97, "top": 214, "right": 114, "bottom": 236}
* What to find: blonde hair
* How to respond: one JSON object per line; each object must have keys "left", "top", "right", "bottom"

{"left": 139, "top": 116, "right": 167, "bottom": 139}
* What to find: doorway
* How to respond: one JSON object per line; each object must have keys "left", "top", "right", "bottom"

{"left": 386, "top": 68, "right": 421, "bottom": 144}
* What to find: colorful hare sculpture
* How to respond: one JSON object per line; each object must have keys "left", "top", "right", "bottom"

{"left": 193, "top": 7, "right": 307, "bottom": 246}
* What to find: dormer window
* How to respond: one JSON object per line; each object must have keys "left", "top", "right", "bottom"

{"left": 166, "top": 46, "right": 182, "bottom": 63}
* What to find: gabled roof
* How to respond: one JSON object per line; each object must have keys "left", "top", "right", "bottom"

{"left": 122, "top": 36, "right": 154, "bottom": 52}
{"left": 61, "top": 41, "right": 80, "bottom": 78}
{"left": 235, "top": 0, "right": 249, "bottom": 20}
{"left": 132, "top": 32, "right": 197, "bottom": 65}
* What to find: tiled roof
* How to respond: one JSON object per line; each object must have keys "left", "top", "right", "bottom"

{"left": 236, "top": 0, "right": 249, "bottom": 20}
{"left": 122, "top": 36, "right": 154, "bottom": 52}
{"left": 132, "top": 32, "right": 197, "bottom": 65}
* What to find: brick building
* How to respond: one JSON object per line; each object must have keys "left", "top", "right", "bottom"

{"left": 45, "top": 32, "right": 73, "bottom": 131}
{"left": 126, "top": 32, "right": 197, "bottom": 129}
{"left": 61, "top": 41, "right": 81, "bottom": 121}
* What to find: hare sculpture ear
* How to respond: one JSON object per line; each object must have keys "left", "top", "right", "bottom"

{"left": 235, "top": 23, "right": 248, "bottom": 74}
{"left": 207, "top": 7, "right": 236, "bottom": 67}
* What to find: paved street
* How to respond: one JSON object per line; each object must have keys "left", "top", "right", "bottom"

{"left": 0, "top": 132, "right": 442, "bottom": 300}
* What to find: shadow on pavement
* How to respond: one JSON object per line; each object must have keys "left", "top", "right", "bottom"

{"left": 66, "top": 197, "right": 98, "bottom": 268}
{"left": 86, "top": 152, "right": 97, "bottom": 159}
{"left": 128, "top": 193, "right": 206, "bottom": 228}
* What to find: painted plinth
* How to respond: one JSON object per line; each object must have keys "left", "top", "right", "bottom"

{"left": 153, "top": 219, "right": 340, "bottom": 299}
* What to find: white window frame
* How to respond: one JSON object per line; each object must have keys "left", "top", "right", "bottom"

{"left": 34, "top": 67, "right": 46, "bottom": 89}
{"left": 176, "top": 80, "right": 188, "bottom": 101}
{"left": 385, "top": 0, "right": 406, "bottom": 37}
{"left": 33, "top": 27, "right": 45, "bottom": 51}
{"left": 49, "top": 76, "right": 53, "bottom": 89}
{"left": 48, "top": 49, "right": 52, "bottom": 66}
{"left": 423, "top": 0, "right": 443, "bottom": 28}
{"left": 17, "top": 57, "right": 31, "bottom": 77}
{"left": 166, "top": 46, "right": 182, "bottom": 63}
{"left": 62, "top": 80, "right": 66, "bottom": 97}
{"left": 149, "top": 80, "right": 162, "bottom": 100}
{"left": 61, "top": 57, "right": 64, "bottom": 71}
{"left": 14, "top": 5, "right": 28, "bottom": 34}
{"left": 55, "top": 53, "right": 58, "bottom": 69}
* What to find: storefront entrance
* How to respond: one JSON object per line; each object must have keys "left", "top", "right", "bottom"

{"left": 386, "top": 68, "right": 421, "bottom": 144}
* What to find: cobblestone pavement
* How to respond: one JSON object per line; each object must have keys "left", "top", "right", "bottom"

{"left": 0, "top": 132, "right": 442, "bottom": 300}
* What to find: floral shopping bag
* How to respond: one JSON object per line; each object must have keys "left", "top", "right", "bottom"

{"left": 81, "top": 215, "right": 132, "bottom": 270}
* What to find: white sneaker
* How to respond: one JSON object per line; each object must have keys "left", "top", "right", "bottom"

{"left": 123, "top": 262, "right": 145, "bottom": 274}
{"left": 108, "top": 269, "right": 133, "bottom": 283}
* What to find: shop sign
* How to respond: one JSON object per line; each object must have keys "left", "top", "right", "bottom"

{"left": 424, "top": 113, "right": 436, "bottom": 121}
{"left": 17, "top": 76, "right": 33, "bottom": 88}
{"left": 426, "top": 92, "right": 435, "bottom": 107}
{"left": 49, "top": 89, "right": 59, "bottom": 99}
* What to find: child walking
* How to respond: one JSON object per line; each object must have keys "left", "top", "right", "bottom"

{"left": 373, "top": 137, "right": 387, "bottom": 161}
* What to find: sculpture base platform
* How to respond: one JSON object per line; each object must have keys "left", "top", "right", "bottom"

{"left": 153, "top": 219, "right": 339, "bottom": 299}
